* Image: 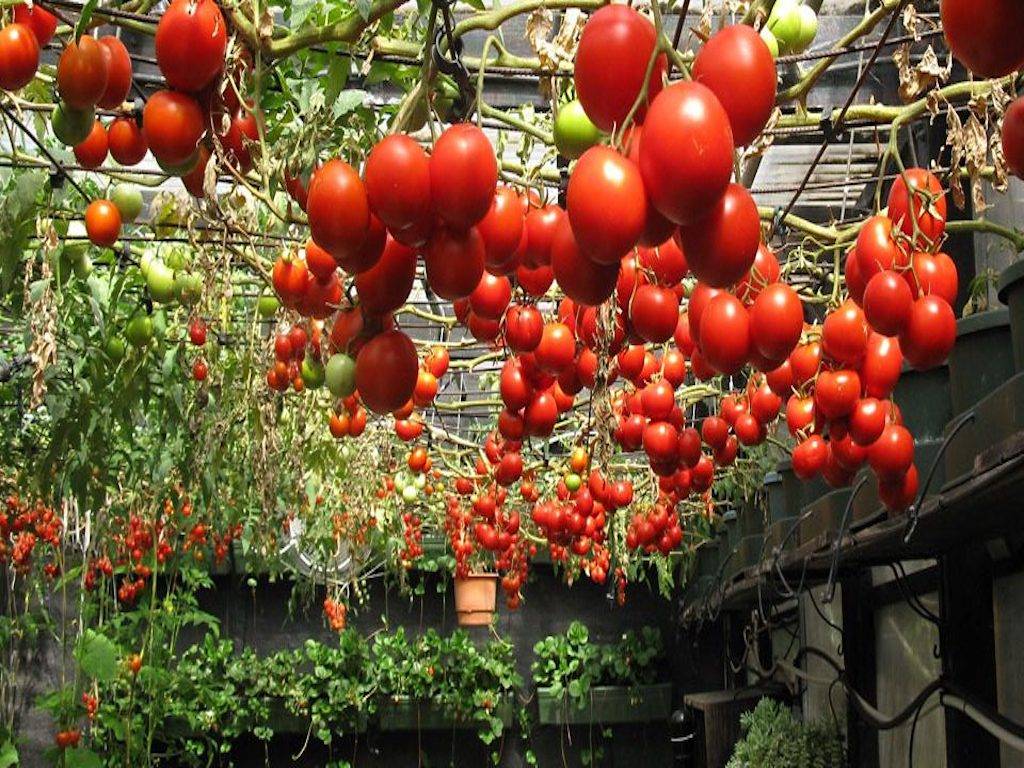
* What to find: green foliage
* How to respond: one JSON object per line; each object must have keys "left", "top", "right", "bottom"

{"left": 726, "top": 698, "right": 845, "bottom": 768}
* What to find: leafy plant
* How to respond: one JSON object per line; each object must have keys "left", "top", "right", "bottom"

{"left": 726, "top": 698, "right": 845, "bottom": 768}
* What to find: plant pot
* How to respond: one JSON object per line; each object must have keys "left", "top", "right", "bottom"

{"left": 737, "top": 501, "right": 765, "bottom": 539}
{"left": 943, "top": 371, "right": 1024, "bottom": 487}
{"left": 536, "top": 683, "right": 673, "bottom": 725}
{"left": 947, "top": 309, "right": 1014, "bottom": 415}
{"left": 378, "top": 695, "right": 513, "bottom": 731}
{"left": 849, "top": 470, "right": 885, "bottom": 530}
{"left": 764, "top": 471, "right": 791, "bottom": 526}
{"left": 798, "top": 488, "right": 852, "bottom": 550}
{"left": 778, "top": 459, "right": 829, "bottom": 520}
{"left": 893, "top": 362, "right": 951, "bottom": 442}
{"left": 453, "top": 573, "right": 497, "bottom": 626}
{"left": 998, "top": 260, "right": 1024, "bottom": 372}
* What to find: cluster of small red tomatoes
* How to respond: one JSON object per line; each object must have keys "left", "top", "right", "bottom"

{"left": 0, "top": 495, "right": 62, "bottom": 577}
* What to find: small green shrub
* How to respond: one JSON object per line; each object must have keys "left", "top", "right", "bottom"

{"left": 726, "top": 698, "right": 845, "bottom": 768}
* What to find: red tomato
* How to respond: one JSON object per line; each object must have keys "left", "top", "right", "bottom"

{"left": 524, "top": 390, "right": 558, "bottom": 436}
{"left": 429, "top": 123, "right": 497, "bottom": 229}
{"left": 630, "top": 284, "right": 679, "bottom": 344}
{"left": 641, "top": 379, "right": 675, "bottom": 421}
{"left": 84, "top": 199, "right": 121, "bottom": 247}
{"left": 535, "top": 323, "right": 576, "bottom": 375}
{"left": 155, "top": 0, "right": 226, "bottom": 93}
{"left": 700, "top": 294, "right": 750, "bottom": 375}
{"left": 765, "top": 360, "right": 794, "bottom": 397}
{"left": 701, "top": 415, "right": 729, "bottom": 450}
{"left": 521, "top": 205, "right": 565, "bottom": 268}
{"left": 845, "top": 247, "right": 866, "bottom": 305}
{"left": 735, "top": 413, "right": 766, "bottom": 446}
{"left": 272, "top": 256, "right": 308, "bottom": 307}
{"left": 639, "top": 237, "right": 688, "bottom": 286}
{"left": 677, "top": 183, "right": 760, "bottom": 288}
{"left": 73, "top": 121, "right": 108, "bottom": 169}
{"left": 855, "top": 215, "right": 908, "bottom": 283}
{"left": 899, "top": 295, "right": 956, "bottom": 371}
{"left": 814, "top": 369, "right": 861, "bottom": 420}
{"left": 505, "top": 304, "right": 543, "bottom": 353}
{"left": 662, "top": 348, "right": 687, "bottom": 388}
{"left": 849, "top": 397, "right": 886, "bottom": 446}
{"left": 335, "top": 214, "right": 385, "bottom": 275}
{"left": 880, "top": 464, "right": 919, "bottom": 512}
{"left": 425, "top": 345, "right": 449, "bottom": 378}
{"left": 686, "top": 282, "right": 723, "bottom": 342}
{"left": 355, "top": 330, "right": 418, "bottom": 414}
{"left": 692, "top": 25, "right": 777, "bottom": 147}
{"left": 219, "top": 108, "right": 259, "bottom": 172}
{"left": 97, "top": 36, "right": 132, "bottom": 109}
{"left": 0, "top": 23, "right": 39, "bottom": 92}
{"left": 786, "top": 394, "right": 817, "bottom": 436}
{"left": 57, "top": 35, "right": 108, "bottom": 110}
{"left": 469, "top": 273, "right": 512, "bottom": 320}
{"left": 860, "top": 332, "right": 903, "bottom": 398}
{"left": 790, "top": 341, "right": 822, "bottom": 387}
{"left": 424, "top": 226, "right": 485, "bottom": 301}
{"left": 750, "top": 382, "right": 782, "bottom": 423}
{"left": 567, "top": 146, "right": 646, "bottom": 265}
{"left": 638, "top": 82, "right": 734, "bottom": 225}
{"left": 863, "top": 270, "right": 913, "bottom": 336}
{"left": 355, "top": 235, "right": 417, "bottom": 315}
{"left": 364, "top": 134, "right": 431, "bottom": 232}
{"left": 500, "top": 358, "right": 533, "bottom": 411}
{"left": 551, "top": 219, "right": 619, "bottom": 306}
{"left": 304, "top": 239, "right": 337, "bottom": 280}
{"left": 573, "top": 5, "right": 665, "bottom": 131}
{"left": 792, "top": 435, "right": 828, "bottom": 479}
{"left": 822, "top": 299, "right": 869, "bottom": 366}
{"left": 517, "top": 263, "right": 554, "bottom": 297}
{"left": 477, "top": 187, "right": 524, "bottom": 268}
{"left": 941, "top": 0, "right": 1024, "bottom": 78}
{"left": 749, "top": 282, "right": 804, "bottom": 362}
{"left": 306, "top": 159, "right": 371, "bottom": 261}
{"left": 142, "top": 90, "right": 205, "bottom": 165}
{"left": 868, "top": 424, "right": 914, "bottom": 481}
{"left": 887, "top": 168, "right": 946, "bottom": 248}
{"left": 108, "top": 117, "right": 148, "bottom": 165}
{"left": 468, "top": 312, "right": 501, "bottom": 341}
{"left": 13, "top": 4, "right": 57, "bottom": 47}
{"left": 644, "top": 421, "right": 679, "bottom": 464}
{"left": 907, "top": 251, "right": 958, "bottom": 305}
{"left": 181, "top": 144, "right": 211, "bottom": 198}
{"left": 1003, "top": 96, "right": 1024, "bottom": 179}
{"left": 736, "top": 243, "right": 781, "bottom": 305}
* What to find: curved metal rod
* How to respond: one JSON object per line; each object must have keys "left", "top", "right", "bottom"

{"left": 823, "top": 475, "right": 868, "bottom": 604}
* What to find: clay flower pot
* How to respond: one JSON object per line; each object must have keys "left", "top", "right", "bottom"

{"left": 454, "top": 573, "right": 497, "bottom": 626}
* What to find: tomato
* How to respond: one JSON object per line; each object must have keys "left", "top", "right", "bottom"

{"left": 638, "top": 82, "right": 734, "bottom": 225}
{"left": 887, "top": 168, "right": 946, "bottom": 248}
{"left": 155, "top": 0, "right": 227, "bottom": 93}
{"left": 907, "top": 251, "right": 958, "bottom": 305}
{"left": 551, "top": 219, "right": 619, "bottom": 306}
{"left": 335, "top": 214, "right": 386, "bottom": 275}
{"left": 786, "top": 394, "right": 817, "bottom": 436}
{"left": 180, "top": 144, "right": 211, "bottom": 198}
{"left": 639, "top": 238, "right": 688, "bottom": 287}
{"left": 789, "top": 341, "right": 821, "bottom": 387}
{"left": 469, "top": 273, "right": 512, "bottom": 320}
{"left": 521, "top": 205, "right": 565, "bottom": 268}
{"left": 860, "top": 332, "right": 903, "bottom": 398}
{"left": 630, "top": 284, "right": 679, "bottom": 343}
{"left": 429, "top": 123, "right": 497, "bottom": 229}
{"left": 849, "top": 397, "right": 886, "bottom": 446}
{"left": 736, "top": 243, "right": 781, "bottom": 305}
{"left": 355, "top": 330, "right": 418, "bottom": 414}
{"left": 700, "top": 294, "right": 750, "bottom": 375}
{"left": 13, "top": 4, "right": 57, "bottom": 47}
{"left": 424, "top": 226, "right": 485, "bottom": 300}
{"left": 822, "top": 299, "right": 868, "bottom": 366}
{"left": 855, "top": 215, "right": 907, "bottom": 283}
{"left": 272, "top": 256, "right": 308, "bottom": 307}
{"left": 57, "top": 35, "right": 108, "bottom": 110}
{"left": 692, "top": 25, "right": 777, "bottom": 146}
{"left": 868, "top": 423, "right": 914, "bottom": 481}
{"left": 662, "top": 348, "right": 687, "bottom": 388}
{"left": 108, "top": 117, "right": 148, "bottom": 165}
{"left": 364, "top": 133, "right": 431, "bottom": 232}
{"left": 644, "top": 421, "right": 679, "bottom": 465}
{"left": 567, "top": 146, "right": 646, "bottom": 265}
{"left": 73, "top": 121, "right": 108, "bottom": 169}
{"left": 355, "top": 235, "right": 417, "bottom": 315}
{"left": 573, "top": 5, "right": 665, "bottom": 132}
{"left": 304, "top": 239, "right": 337, "bottom": 280}
{"left": 476, "top": 187, "right": 524, "bottom": 268}
{"left": 765, "top": 359, "right": 794, "bottom": 397}
{"left": 814, "top": 369, "right": 861, "bottom": 420}
{"left": 517, "top": 263, "right": 554, "bottom": 297}
{"left": 97, "top": 36, "right": 132, "bottom": 109}
{"left": 1003, "top": 96, "right": 1024, "bottom": 179}
{"left": 306, "top": 159, "right": 371, "bottom": 261}
{"left": 425, "top": 345, "right": 449, "bottom": 378}
{"left": 844, "top": 247, "right": 866, "bottom": 305}
{"left": 505, "top": 304, "right": 543, "bottom": 352}
{"left": 142, "top": 90, "right": 205, "bottom": 165}
{"left": 500, "top": 358, "right": 533, "bottom": 411}
{"left": 701, "top": 415, "right": 729, "bottom": 450}
{"left": 863, "top": 269, "right": 913, "bottom": 336}
{"left": 880, "top": 464, "right": 919, "bottom": 512}
{"left": 0, "top": 23, "right": 39, "bottom": 91}
{"left": 941, "top": 0, "right": 1024, "bottom": 78}
{"left": 641, "top": 379, "right": 675, "bottom": 421}
{"left": 749, "top": 282, "right": 803, "bottom": 362}
{"left": 535, "top": 323, "right": 576, "bottom": 374}
{"left": 899, "top": 295, "right": 956, "bottom": 370}
{"left": 686, "top": 282, "right": 723, "bottom": 342}
{"left": 792, "top": 435, "right": 828, "bottom": 479}
{"left": 84, "top": 199, "right": 121, "bottom": 247}
{"left": 554, "top": 99, "right": 602, "bottom": 159}
{"left": 677, "top": 183, "right": 760, "bottom": 288}
{"left": 735, "top": 413, "right": 766, "bottom": 446}
{"left": 524, "top": 390, "right": 558, "bottom": 436}
{"left": 219, "top": 108, "right": 259, "bottom": 172}
{"left": 750, "top": 382, "right": 782, "bottom": 423}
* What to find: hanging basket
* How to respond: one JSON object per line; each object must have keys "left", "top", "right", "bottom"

{"left": 453, "top": 573, "right": 498, "bottom": 626}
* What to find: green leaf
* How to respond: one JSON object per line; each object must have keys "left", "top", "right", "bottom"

{"left": 333, "top": 89, "right": 368, "bottom": 119}
{"left": 64, "top": 747, "right": 102, "bottom": 768}
{"left": 0, "top": 740, "right": 18, "bottom": 768}
{"left": 324, "top": 56, "right": 350, "bottom": 104}
{"left": 74, "top": 0, "right": 100, "bottom": 40}
{"left": 76, "top": 629, "right": 118, "bottom": 682}
{"left": 355, "top": 0, "right": 372, "bottom": 21}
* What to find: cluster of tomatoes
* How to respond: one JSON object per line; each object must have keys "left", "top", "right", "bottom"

{"left": 0, "top": 495, "right": 62, "bottom": 576}
{"left": 322, "top": 596, "right": 348, "bottom": 632}
{"left": 624, "top": 504, "right": 683, "bottom": 555}
{"left": 188, "top": 316, "right": 210, "bottom": 382}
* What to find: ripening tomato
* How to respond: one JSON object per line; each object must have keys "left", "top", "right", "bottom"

{"left": 551, "top": 219, "right": 619, "bottom": 306}
{"left": 57, "top": 35, "right": 108, "bottom": 110}
{"left": 567, "top": 146, "right": 646, "bottom": 265}
{"left": 822, "top": 299, "right": 868, "bottom": 366}
{"left": 899, "top": 295, "right": 956, "bottom": 370}
{"left": 887, "top": 168, "right": 946, "bottom": 248}
{"left": 860, "top": 332, "right": 903, "bottom": 398}
{"left": 855, "top": 215, "right": 908, "bottom": 283}
{"left": 355, "top": 235, "right": 417, "bottom": 315}
{"left": 868, "top": 423, "right": 914, "bottom": 481}
{"left": 749, "top": 282, "right": 804, "bottom": 361}
{"left": 155, "top": 0, "right": 226, "bottom": 93}
{"left": 638, "top": 82, "right": 734, "bottom": 225}
{"left": 863, "top": 269, "right": 913, "bottom": 336}
{"left": 630, "top": 284, "right": 679, "bottom": 344}
{"left": 907, "top": 251, "right": 958, "bottom": 305}
{"left": 13, "top": 4, "right": 57, "bottom": 47}
{"left": 1003, "top": 97, "right": 1024, "bottom": 179}
{"left": 573, "top": 5, "right": 665, "bottom": 132}
{"left": 424, "top": 226, "right": 486, "bottom": 301}
{"left": 74, "top": 121, "right": 108, "bottom": 169}
{"left": 941, "top": 0, "right": 1024, "bottom": 78}
{"left": 692, "top": 24, "right": 777, "bottom": 147}
{"left": 364, "top": 134, "right": 431, "bottom": 232}
{"left": 108, "top": 117, "right": 148, "bottom": 165}
{"left": 306, "top": 159, "right": 371, "bottom": 262}
{"left": 677, "top": 183, "right": 760, "bottom": 288}
{"left": 0, "top": 23, "right": 39, "bottom": 92}
{"left": 792, "top": 435, "right": 828, "bottom": 479}
{"left": 142, "top": 90, "right": 205, "bottom": 165}
{"left": 700, "top": 294, "right": 751, "bottom": 375}
{"left": 535, "top": 323, "right": 576, "bottom": 375}
{"left": 97, "top": 36, "right": 132, "bottom": 109}
{"left": 355, "top": 330, "right": 418, "bottom": 414}
{"left": 430, "top": 123, "right": 497, "bottom": 229}
{"left": 477, "top": 187, "right": 524, "bottom": 269}
{"left": 85, "top": 199, "right": 121, "bottom": 247}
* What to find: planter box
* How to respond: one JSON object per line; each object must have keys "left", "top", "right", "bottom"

{"left": 536, "top": 683, "right": 673, "bottom": 725}
{"left": 944, "top": 372, "right": 1024, "bottom": 488}
{"left": 378, "top": 696, "right": 514, "bottom": 731}
{"left": 737, "top": 534, "right": 765, "bottom": 574}
{"left": 764, "top": 471, "right": 792, "bottom": 526}
{"left": 777, "top": 459, "right": 829, "bottom": 521}
{"left": 764, "top": 518, "right": 799, "bottom": 556}
{"left": 998, "top": 260, "right": 1024, "bottom": 372}
{"left": 948, "top": 309, "right": 1014, "bottom": 415}
{"left": 894, "top": 363, "right": 951, "bottom": 442}
{"left": 798, "top": 488, "right": 851, "bottom": 550}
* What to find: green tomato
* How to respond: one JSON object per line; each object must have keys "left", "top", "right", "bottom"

{"left": 402, "top": 484, "right": 419, "bottom": 504}
{"left": 564, "top": 472, "right": 582, "bottom": 492}
{"left": 300, "top": 357, "right": 325, "bottom": 389}
{"left": 125, "top": 315, "right": 154, "bottom": 348}
{"left": 72, "top": 252, "right": 93, "bottom": 279}
{"left": 175, "top": 272, "right": 203, "bottom": 306}
{"left": 554, "top": 100, "right": 602, "bottom": 160}
{"left": 767, "top": 0, "right": 802, "bottom": 53}
{"left": 105, "top": 336, "right": 126, "bottom": 361}
{"left": 52, "top": 102, "right": 95, "bottom": 146}
{"left": 760, "top": 27, "right": 780, "bottom": 59}
{"left": 394, "top": 473, "right": 408, "bottom": 492}
{"left": 110, "top": 184, "right": 144, "bottom": 224}
{"left": 139, "top": 251, "right": 155, "bottom": 278}
{"left": 257, "top": 293, "right": 280, "bottom": 318}
{"left": 146, "top": 259, "right": 177, "bottom": 303}
{"left": 413, "top": 473, "right": 427, "bottom": 490}
{"left": 325, "top": 353, "right": 357, "bottom": 397}
{"left": 794, "top": 5, "right": 818, "bottom": 53}
{"left": 164, "top": 247, "right": 187, "bottom": 271}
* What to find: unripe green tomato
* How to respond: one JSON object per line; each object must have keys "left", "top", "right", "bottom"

{"left": 768, "top": 0, "right": 802, "bottom": 53}
{"left": 564, "top": 472, "right": 582, "bottom": 492}
{"left": 257, "top": 293, "right": 280, "bottom": 318}
{"left": 176, "top": 272, "right": 203, "bottom": 306}
{"left": 125, "top": 314, "right": 154, "bottom": 348}
{"left": 105, "top": 336, "right": 126, "bottom": 361}
{"left": 146, "top": 260, "right": 177, "bottom": 303}
{"left": 325, "top": 353, "right": 357, "bottom": 397}
{"left": 164, "top": 247, "right": 187, "bottom": 271}
{"left": 760, "top": 27, "right": 780, "bottom": 59}
{"left": 793, "top": 5, "right": 818, "bottom": 53}
{"left": 554, "top": 100, "right": 602, "bottom": 160}
{"left": 394, "top": 473, "right": 408, "bottom": 492}
{"left": 414, "top": 472, "right": 426, "bottom": 490}
{"left": 300, "top": 357, "right": 325, "bottom": 388}
{"left": 402, "top": 484, "right": 419, "bottom": 504}
{"left": 72, "top": 252, "right": 93, "bottom": 279}
{"left": 139, "top": 251, "right": 154, "bottom": 278}
{"left": 52, "top": 102, "right": 95, "bottom": 146}
{"left": 110, "top": 183, "right": 143, "bottom": 223}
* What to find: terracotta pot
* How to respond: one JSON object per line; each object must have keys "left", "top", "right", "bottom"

{"left": 453, "top": 573, "right": 497, "bottom": 626}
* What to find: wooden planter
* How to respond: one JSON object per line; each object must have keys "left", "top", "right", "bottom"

{"left": 947, "top": 309, "right": 1014, "bottom": 415}
{"left": 998, "top": 260, "right": 1024, "bottom": 372}
{"left": 536, "top": 683, "right": 673, "bottom": 725}
{"left": 378, "top": 695, "right": 514, "bottom": 731}
{"left": 453, "top": 573, "right": 498, "bottom": 626}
